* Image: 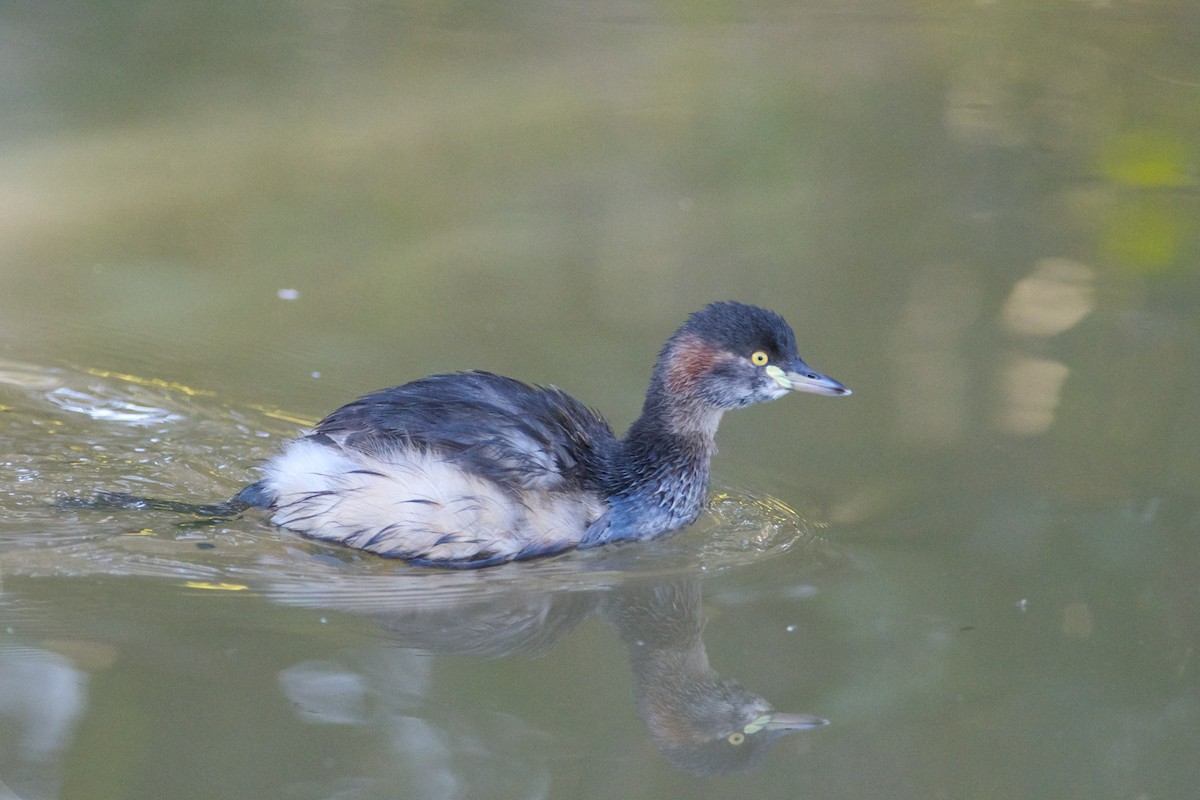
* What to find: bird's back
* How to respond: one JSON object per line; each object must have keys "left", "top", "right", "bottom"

{"left": 253, "top": 371, "right": 619, "bottom": 566}
{"left": 313, "top": 371, "right": 616, "bottom": 492}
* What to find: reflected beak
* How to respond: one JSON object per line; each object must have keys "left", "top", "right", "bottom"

{"left": 765, "top": 362, "right": 852, "bottom": 396}
{"left": 759, "top": 712, "right": 830, "bottom": 733}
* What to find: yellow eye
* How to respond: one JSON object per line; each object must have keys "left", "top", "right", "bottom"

{"left": 750, "top": 351, "right": 769, "bottom": 366}
{"left": 727, "top": 732, "right": 746, "bottom": 746}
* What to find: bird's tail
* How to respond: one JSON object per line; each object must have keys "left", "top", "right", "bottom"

{"left": 57, "top": 483, "right": 270, "bottom": 519}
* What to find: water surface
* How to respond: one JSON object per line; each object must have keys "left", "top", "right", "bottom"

{"left": 2, "top": 2, "right": 1199, "bottom": 798}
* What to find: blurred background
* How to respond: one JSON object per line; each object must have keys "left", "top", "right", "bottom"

{"left": 1, "top": 2, "right": 1198, "bottom": 799}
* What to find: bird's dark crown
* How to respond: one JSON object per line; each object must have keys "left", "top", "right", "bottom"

{"left": 676, "top": 301, "right": 799, "bottom": 361}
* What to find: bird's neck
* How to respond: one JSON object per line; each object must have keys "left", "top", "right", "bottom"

{"left": 611, "top": 387, "right": 724, "bottom": 536}
{"left": 624, "top": 401, "right": 722, "bottom": 465}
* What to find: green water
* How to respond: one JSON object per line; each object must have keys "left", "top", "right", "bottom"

{"left": 2, "top": 2, "right": 1198, "bottom": 798}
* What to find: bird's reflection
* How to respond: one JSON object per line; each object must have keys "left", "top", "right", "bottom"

{"left": 602, "top": 581, "right": 827, "bottom": 775}
{"left": 336, "top": 573, "right": 827, "bottom": 776}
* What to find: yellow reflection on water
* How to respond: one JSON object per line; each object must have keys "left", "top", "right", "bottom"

{"left": 82, "top": 368, "right": 216, "bottom": 398}
{"left": 1001, "top": 258, "right": 1094, "bottom": 338}
{"left": 997, "top": 353, "right": 1070, "bottom": 436}
{"left": 996, "top": 258, "right": 1095, "bottom": 435}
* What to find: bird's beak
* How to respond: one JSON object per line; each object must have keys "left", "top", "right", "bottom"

{"left": 744, "top": 712, "right": 830, "bottom": 734}
{"left": 765, "top": 362, "right": 851, "bottom": 396}
{"left": 761, "top": 712, "right": 829, "bottom": 732}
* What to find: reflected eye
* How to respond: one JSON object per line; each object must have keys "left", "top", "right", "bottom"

{"left": 727, "top": 732, "right": 746, "bottom": 746}
{"left": 750, "top": 351, "right": 769, "bottom": 366}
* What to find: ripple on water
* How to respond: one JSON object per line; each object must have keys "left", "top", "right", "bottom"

{"left": 45, "top": 386, "right": 185, "bottom": 425}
